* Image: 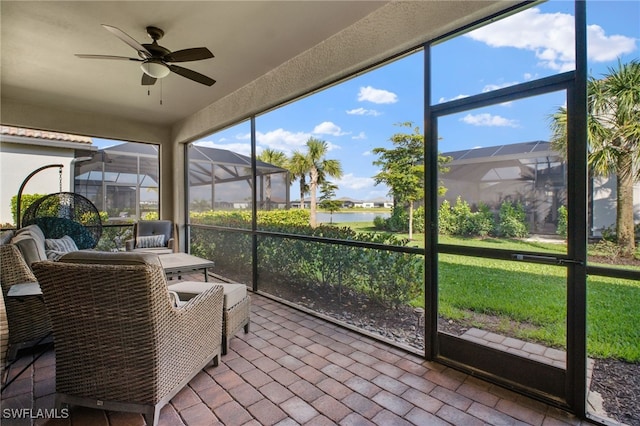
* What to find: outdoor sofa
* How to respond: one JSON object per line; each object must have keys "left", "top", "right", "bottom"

{"left": 32, "top": 251, "right": 224, "bottom": 426}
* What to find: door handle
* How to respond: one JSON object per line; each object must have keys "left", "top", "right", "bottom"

{"left": 511, "top": 253, "right": 583, "bottom": 266}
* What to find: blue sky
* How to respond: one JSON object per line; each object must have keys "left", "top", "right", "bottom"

{"left": 95, "top": 1, "right": 639, "bottom": 201}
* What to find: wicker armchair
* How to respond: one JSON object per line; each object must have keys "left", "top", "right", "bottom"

{"left": 0, "top": 244, "right": 52, "bottom": 362}
{"left": 125, "top": 220, "right": 178, "bottom": 254}
{"left": 32, "top": 252, "right": 224, "bottom": 426}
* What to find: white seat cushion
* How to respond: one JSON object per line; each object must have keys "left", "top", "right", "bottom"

{"left": 131, "top": 247, "right": 174, "bottom": 255}
{"left": 168, "top": 281, "right": 247, "bottom": 308}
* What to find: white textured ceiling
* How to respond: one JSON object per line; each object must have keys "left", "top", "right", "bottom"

{"left": 1, "top": 1, "right": 519, "bottom": 142}
{"left": 1, "top": 1, "right": 387, "bottom": 126}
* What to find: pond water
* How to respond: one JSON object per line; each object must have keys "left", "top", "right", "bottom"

{"left": 316, "top": 211, "right": 390, "bottom": 223}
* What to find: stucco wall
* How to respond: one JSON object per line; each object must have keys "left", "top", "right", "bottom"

{"left": 0, "top": 142, "right": 74, "bottom": 226}
{"left": 592, "top": 176, "right": 640, "bottom": 236}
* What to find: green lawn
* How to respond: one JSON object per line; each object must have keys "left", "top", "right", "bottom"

{"left": 437, "top": 255, "right": 640, "bottom": 361}
{"left": 334, "top": 220, "right": 640, "bottom": 362}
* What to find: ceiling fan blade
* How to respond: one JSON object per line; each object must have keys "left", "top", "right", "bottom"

{"left": 164, "top": 47, "right": 214, "bottom": 63}
{"left": 141, "top": 73, "right": 157, "bottom": 86}
{"left": 168, "top": 64, "right": 216, "bottom": 86}
{"left": 76, "top": 54, "right": 141, "bottom": 61}
{"left": 102, "top": 24, "right": 151, "bottom": 58}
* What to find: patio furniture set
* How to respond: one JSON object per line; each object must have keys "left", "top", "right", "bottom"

{"left": 0, "top": 220, "right": 250, "bottom": 426}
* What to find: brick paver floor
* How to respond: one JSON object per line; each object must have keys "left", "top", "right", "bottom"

{"left": 1, "top": 293, "right": 590, "bottom": 425}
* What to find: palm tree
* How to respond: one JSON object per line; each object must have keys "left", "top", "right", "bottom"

{"left": 306, "top": 138, "right": 343, "bottom": 227}
{"left": 289, "top": 138, "right": 343, "bottom": 226}
{"left": 289, "top": 151, "right": 310, "bottom": 210}
{"left": 550, "top": 59, "right": 640, "bottom": 255}
{"left": 257, "top": 148, "right": 288, "bottom": 210}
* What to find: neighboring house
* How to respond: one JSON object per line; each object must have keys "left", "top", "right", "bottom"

{"left": 337, "top": 197, "right": 357, "bottom": 208}
{"left": 439, "top": 141, "right": 640, "bottom": 236}
{"left": 368, "top": 198, "right": 394, "bottom": 209}
{"left": 74, "top": 142, "right": 160, "bottom": 221}
{"left": 336, "top": 198, "right": 393, "bottom": 209}
{"left": 291, "top": 200, "right": 311, "bottom": 209}
{"left": 0, "top": 126, "right": 96, "bottom": 226}
{"left": 591, "top": 175, "right": 640, "bottom": 237}
{"left": 188, "top": 144, "right": 290, "bottom": 211}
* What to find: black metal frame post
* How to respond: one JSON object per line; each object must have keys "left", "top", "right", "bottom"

{"left": 16, "top": 164, "right": 64, "bottom": 229}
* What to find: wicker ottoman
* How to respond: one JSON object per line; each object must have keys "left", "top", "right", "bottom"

{"left": 168, "top": 281, "right": 250, "bottom": 354}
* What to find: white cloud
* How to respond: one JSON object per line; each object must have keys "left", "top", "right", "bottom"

{"left": 313, "top": 121, "right": 349, "bottom": 136}
{"left": 362, "top": 150, "right": 371, "bottom": 156}
{"left": 335, "top": 173, "right": 376, "bottom": 191}
{"left": 461, "top": 113, "right": 519, "bottom": 128}
{"left": 352, "top": 132, "right": 367, "bottom": 140}
{"left": 438, "top": 94, "right": 469, "bottom": 104}
{"left": 587, "top": 24, "right": 637, "bottom": 62}
{"left": 255, "top": 128, "right": 311, "bottom": 154}
{"left": 357, "top": 86, "right": 398, "bottom": 104}
{"left": 195, "top": 141, "right": 252, "bottom": 157}
{"left": 466, "top": 7, "right": 636, "bottom": 72}
{"left": 199, "top": 127, "right": 344, "bottom": 155}
{"left": 482, "top": 82, "right": 519, "bottom": 93}
{"left": 346, "top": 107, "right": 382, "bottom": 116}
{"left": 364, "top": 189, "right": 390, "bottom": 199}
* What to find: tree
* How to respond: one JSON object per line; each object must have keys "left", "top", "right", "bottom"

{"left": 372, "top": 122, "right": 450, "bottom": 240}
{"left": 550, "top": 59, "right": 640, "bottom": 255}
{"left": 257, "top": 148, "right": 288, "bottom": 210}
{"left": 289, "top": 138, "right": 343, "bottom": 226}
{"left": 289, "top": 151, "right": 310, "bottom": 210}
{"left": 305, "top": 138, "right": 343, "bottom": 227}
{"left": 319, "top": 182, "right": 342, "bottom": 224}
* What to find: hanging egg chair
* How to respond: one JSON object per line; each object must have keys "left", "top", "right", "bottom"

{"left": 21, "top": 192, "right": 102, "bottom": 250}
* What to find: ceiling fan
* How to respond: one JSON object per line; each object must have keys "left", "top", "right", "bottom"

{"left": 76, "top": 24, "right": 216, "bottom": 86}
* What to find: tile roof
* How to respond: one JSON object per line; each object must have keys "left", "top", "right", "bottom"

{"left": 0, "top": 125, "right": 92, "bottom": 145}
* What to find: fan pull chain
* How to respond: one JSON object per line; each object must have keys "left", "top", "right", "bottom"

{"left": 145, "top": 82, "right": 163, "bottom": 105}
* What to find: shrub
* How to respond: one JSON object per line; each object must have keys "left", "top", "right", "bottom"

{"left": 412, "top": 206, "right": 425, "bottom": 233}
{"left": 351, "top": 242, "right": 422, "bottom": 307}
{"left": 438, "top": 198, "right": 495, "bottom": 237}
{"left": 496, "top": 201, "right": 528, "bottom": 238}
{"left": 11, "top": 193, "right": 46, "bottom": 226}
{"left": 556, "top": 205, "right": 568, "bottom": 238}
{"left": 373, "top": 205, "right": 424, "bottom": 235}
{"left": 190, "top": 209, "right": 310, "bottom": 229}
{"left": 258, "top": 209, "right": 310, "bottom": 228}
{"left": 95, "top": 222, "right": 134, "bottom": 252}
{"left": 591, "top": 239, "right": 623, "bottom": 260}
{"left": 142, "top": 211, "right": 159, "bottom": 220}
{"left": 373, "top": 215, "right": 386, "bottom": 230}
{"left": 600, "top": 225, "right": 617, "bottom": 242}
{"left": 191, "top": 210, "right": 251, "bottom": 227}
{"left": 438, "top": 200, "right": 456, "bottom": 235}
{"left": 192, "top": 213, "right": 423, "bottom": 308}
{"left": 467, "top": 203, "right": 494, "bottom": 237}
{"left": 385, "top": 205, "right": 409, "bottom": 232}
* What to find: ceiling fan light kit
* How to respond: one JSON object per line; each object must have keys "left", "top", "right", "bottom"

{"left": 140, "top": 60, "right": 170, "bottom": 79}
{"left": 76, "top": 24, "right": 215, "bottom": 87}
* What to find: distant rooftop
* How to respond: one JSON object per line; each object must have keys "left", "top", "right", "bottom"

{"left": 1, "top": 125, "right": 93, "bottom": 145}
{"left": 443, "top": 141, "right": 557, "bottom": 164}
